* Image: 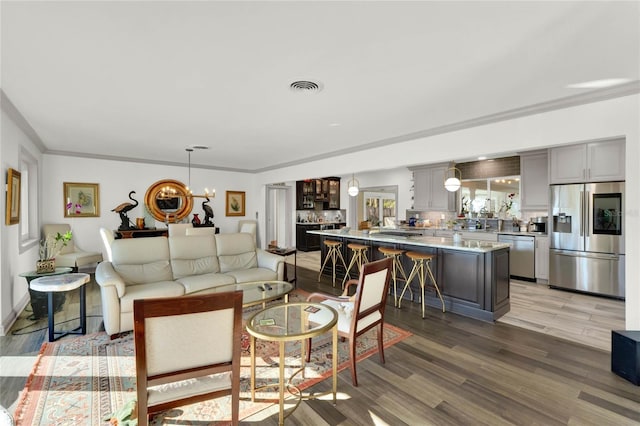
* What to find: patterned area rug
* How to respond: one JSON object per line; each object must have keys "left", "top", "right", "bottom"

{"left": 13, "top": 292, "right": 411, "bottom": 425}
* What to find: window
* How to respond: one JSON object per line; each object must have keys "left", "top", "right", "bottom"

{"left": 19, "top": 148, "right": 39, "bottom": 252}
{"left": 460, "top": 176, "right": 520, "bottom": 218}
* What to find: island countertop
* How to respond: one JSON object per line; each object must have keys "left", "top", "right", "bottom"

{"left": 307, "top": 229, "right": 511, "bottom": 253}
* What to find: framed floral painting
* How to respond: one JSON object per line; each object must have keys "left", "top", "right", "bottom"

{"left": 225, "top": 191, "right": 245, "bottom": 216}
{"left": 64, "top": 182, "right": 100, "bottom": 217}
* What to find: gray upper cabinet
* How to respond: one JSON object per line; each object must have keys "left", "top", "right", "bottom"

{"left": 549, "top": 139, "right": 625, "bottom": 184}
{"left": 410, "top": 163, "right": 456, "bottom": 212}
{"left": 520, "top": 151, "right": 548, "bottom": 210}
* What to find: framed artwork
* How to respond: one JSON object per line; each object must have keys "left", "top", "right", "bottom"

{"left": 64, "top": 182, "right": 100, "bottom": 217}
{"left": 5, "top": 168, "right": 21, "bottom": 225}
{"left": 225, "top": 191, "right": 246, "bottom": 216}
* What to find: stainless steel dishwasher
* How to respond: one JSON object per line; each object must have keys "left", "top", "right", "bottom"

{"left": 498, "top": 234, "right": 535, "bottom": 280}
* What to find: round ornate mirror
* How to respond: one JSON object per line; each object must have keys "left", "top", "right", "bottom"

{"left": 144, "top": 179, "right": 193, "bottom": 223}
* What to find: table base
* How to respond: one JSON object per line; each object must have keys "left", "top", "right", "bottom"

{"left": 45, "top": 284, "right": 86, "bottom": 342}
{"left": 249, "top": 326, "right": 338, "bottom": 425}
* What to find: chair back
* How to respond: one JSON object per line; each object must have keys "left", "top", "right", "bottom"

{"left": 237, "top": 220, "right": 257, "bottom": 245}
{"left": 352, "top": 257, "right": 392, "bottom": 330}
{"left": 99, "top": 228, "right": 115, "bottom": 261}
{"left": 134, "top": 291, "right": 242, "bottom": 424}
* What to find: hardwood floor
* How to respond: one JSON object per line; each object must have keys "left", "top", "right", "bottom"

{"left": 1, "top": 258, "right": 637, "bottom": 425}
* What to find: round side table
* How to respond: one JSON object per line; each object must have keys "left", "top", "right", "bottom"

{"left": 29, "top": 273, "right": 90, "bottom": 342}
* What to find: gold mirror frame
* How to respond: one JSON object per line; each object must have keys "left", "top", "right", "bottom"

{"left": 144, "top": 179, "right": 193, "bottom": 222}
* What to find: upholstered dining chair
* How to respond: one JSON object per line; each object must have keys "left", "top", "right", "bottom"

{"left": 306, "top": 257, "right": 392, "bottom": 386}
{"left": 133, "top": 291, "right": 243, "bottom": 425}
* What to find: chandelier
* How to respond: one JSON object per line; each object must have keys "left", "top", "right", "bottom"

{"left": 158, "top": 148, "right": 216, "bottom": 200}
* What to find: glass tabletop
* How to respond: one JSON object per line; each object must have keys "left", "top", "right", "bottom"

{"left": 19, "top": 267, "right": 73, "bottom": 278}
{"left": 209, "top": 280, "right": 294, "bottom": 308}
{"left": 246, "top": 302, "right": 337, "bottom": 342}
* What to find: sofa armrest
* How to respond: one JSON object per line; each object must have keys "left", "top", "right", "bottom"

{"left": 256, "top": 249, "right": 284, "bottom": 278}
{"left": 95, "top": 261, "right": 126, "bottom": 298}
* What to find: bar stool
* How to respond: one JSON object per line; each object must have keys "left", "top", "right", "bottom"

{"left": 378, "top": 247, "right": 409, "bottom": 307}
{"left": 341, "top": 243, "right": 369, "bottom": 288}
{"left": 398, "top": 251, "right": 445, "bottom": 318}
{"left": 318, "top": 240, "right": 347, "bottom": 287}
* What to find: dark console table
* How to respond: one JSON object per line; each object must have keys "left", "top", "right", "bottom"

{"left": 114, "top": 228, "right": 169, "bottom": 239}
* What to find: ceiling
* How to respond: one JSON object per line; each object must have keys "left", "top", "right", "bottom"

{"left": 2, "top": 1, "right": 639, "bottom": 173}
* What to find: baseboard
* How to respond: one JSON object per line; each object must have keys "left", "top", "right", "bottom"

{"left": 0, "top": 292, "right": 30, "bottom": 336}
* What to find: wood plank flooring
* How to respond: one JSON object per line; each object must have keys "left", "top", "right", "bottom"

{"left": 1, "top": 258, "right": 636, "bottom": 425}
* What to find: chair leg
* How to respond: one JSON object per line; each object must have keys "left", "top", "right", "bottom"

{"left": 426, "top": 260, "right": 445, "bottom": 312}
{"left": 377, "top": 324, "right": 385, "bottom": 364}
{"left": 306, "top": 337, "right": 312, "bottom": 362}
{"left": 349, "top": 337, "right": 358, "bottom": 387}
{"left": 398, "top": 260, "right": 419, "bottom": 308}
{"left": 341, "top": 251, "right": 359, "bottom": 288}
{"left": 317, "top": 249, "right": 333, "bottom": 282}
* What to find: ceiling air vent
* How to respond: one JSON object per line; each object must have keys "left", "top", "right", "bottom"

{"left": 289, "top": 80, "right": 323, "bottom": 93}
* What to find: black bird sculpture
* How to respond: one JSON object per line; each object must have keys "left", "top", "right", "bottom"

{"left": 112, "top": 191, "right": 138, "bottom": 230}
{"left": 202, "top": 196, "right": 214, "bottom": 226}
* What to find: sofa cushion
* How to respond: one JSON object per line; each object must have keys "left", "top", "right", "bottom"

{"left": 169, "top": 236, "right": 220, "bottom": 279}
{"left": 111, "top": 237, "right": 173, "bottom": 284}
{"left": 120, "top": 281, "right": 185, "bottom": 313}
{"left": 215, "top": 233, "right": 258, "bottom": 272}
{"left": 176, "top": 273, "right": 236, "bottom": 294}
{"left": 224, "top": 267, "right": 278, "bottom": 283}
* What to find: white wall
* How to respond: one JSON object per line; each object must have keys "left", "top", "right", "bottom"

{"left": 257, "top": 95, "right": 640, "bottom": 330}
{"left": 1, "top": 109, "right": 44, "bottom": 335}
{"left": 42, "top": 155, "right": 257, "bottom": 254}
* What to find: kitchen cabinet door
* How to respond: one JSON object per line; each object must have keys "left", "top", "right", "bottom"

{"left": 411, "top": 165, "right": 456, "bottom": 212}
{"left": 535, "top": 235, "right": 549, "bottom": 281}
{"left": 520, "top": 152, "right": 548, "bottom": 210}
{"left": 587, "top": 139, "right": 625, "bottom": 182}
{"left": 549, "top": 140, "right": 625, "bottom": 184}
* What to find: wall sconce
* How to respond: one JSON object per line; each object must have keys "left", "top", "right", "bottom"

{"left": 347, "top": 173, "right": 360, "bottom": 197}
{"left": 444, "top": 167, "right": 462, "bottom": 192}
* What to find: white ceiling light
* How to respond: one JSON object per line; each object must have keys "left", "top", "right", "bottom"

{"left": 566, "top": 78, "right": 632, "bottom": 89}
{"left": 444, "top": 167, "right": 462, "bottom": 192}
{"left": 347, "top": 174, "right": 360, "bottom": 197}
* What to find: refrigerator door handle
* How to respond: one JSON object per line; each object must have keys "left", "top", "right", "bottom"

{"left": 552, "top": 250, "right": 620, "bottom": 261}
{"left": 584, "top": 191, "right": 589, "bottom": 237}
{"left": 579, "top": 191, "right": 584, "bottom": 237}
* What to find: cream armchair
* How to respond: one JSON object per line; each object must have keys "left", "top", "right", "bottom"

{"left": 42, "top": 224, "right": 103, "bottom": 271}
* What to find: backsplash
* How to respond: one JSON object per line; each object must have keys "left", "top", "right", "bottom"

{"left": 297, "top": 209, "right": 346, "bottom": 223}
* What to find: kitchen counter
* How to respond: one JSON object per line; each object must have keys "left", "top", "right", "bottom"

{"left": 309, "top": 229, "right": 510, "bottom": 322}
{"left": 309, "top": 229, "right": 510, "bottom": 253}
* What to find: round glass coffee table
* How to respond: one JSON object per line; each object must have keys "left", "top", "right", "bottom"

{"left": 204, "top": 280, "right": 294, "bottom": 309}
{"left": 246, "top": 302, "right": 338, "bottom": 425}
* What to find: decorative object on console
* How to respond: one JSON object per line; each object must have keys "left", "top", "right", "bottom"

{"left": 201, "top": 196, "right": 214, "bottom": 225}
{"left": 5, "top": 167, "right": 21, "bottom": 225}
{"left": 63, "top": 182, "right": 99, "bottom": 217}
{"left": 37, "top": 230, "right": 72, "bottom": 273}
{"left": 226, "top": 191, "right": 245, "bottom": 216}
{"left": 444, "top": 167, "right": 462, "bottom": 192}
{"left": 347, "top": 173, "right": 360, "bottom": 197}
{"left": 111, "top": 191, "right": 138, "bottom": 231}
{"left": 191, "top": 213, "right": 201, "bottom": 225}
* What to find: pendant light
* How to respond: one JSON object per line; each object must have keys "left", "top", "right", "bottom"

{"left": 347, "top": 173, "right": 360, "bottom": 197}
{"left": 444, "top": 167, "right": 462, "bottom": 192}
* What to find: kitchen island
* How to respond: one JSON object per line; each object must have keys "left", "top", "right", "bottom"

{"left": 308, "top": 229, "right": 511, "bottom": 322}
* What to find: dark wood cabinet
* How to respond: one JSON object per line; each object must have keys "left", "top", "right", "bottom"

{"left": 297, "top": 177, "right": 340, "bottom": 210}
{"left": 296, "top": 180, "right": 315, "bottom": 210}
{"left": 296, "top": 224, "right": 321, "bottom": 251}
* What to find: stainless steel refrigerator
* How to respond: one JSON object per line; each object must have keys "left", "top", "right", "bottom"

{"left": 549, "top": 182, "right": 625, "bottom": 298}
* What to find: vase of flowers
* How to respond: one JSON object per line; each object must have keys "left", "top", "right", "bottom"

{"left": 37, "top": 231, "right": 72, "bottom": 273}
{"left": 499, "top": 193, "right": 516, "bottom": 219}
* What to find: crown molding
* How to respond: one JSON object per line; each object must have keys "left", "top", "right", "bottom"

{"left": 1, "top": 89, "right": 47, "bottom": 153}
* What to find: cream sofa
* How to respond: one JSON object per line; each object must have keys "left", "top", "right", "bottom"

{"left": 95, "top": 232, "right": 284, "bottom": 336}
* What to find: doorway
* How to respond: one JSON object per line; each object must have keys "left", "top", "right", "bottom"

{"left": 265, "top": 184, "right": 293, "bottom": 248}
{"left": 348, "top": 185, "right": 398, "bottom": 228}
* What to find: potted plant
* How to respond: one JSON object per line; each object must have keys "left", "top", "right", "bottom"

{"left": 37, "top": 231, "right": 72, "bottom": 273}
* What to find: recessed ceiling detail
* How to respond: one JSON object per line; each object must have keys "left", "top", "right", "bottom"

{"left": 289, "top": 80, "right": 323, "bottom": 93}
